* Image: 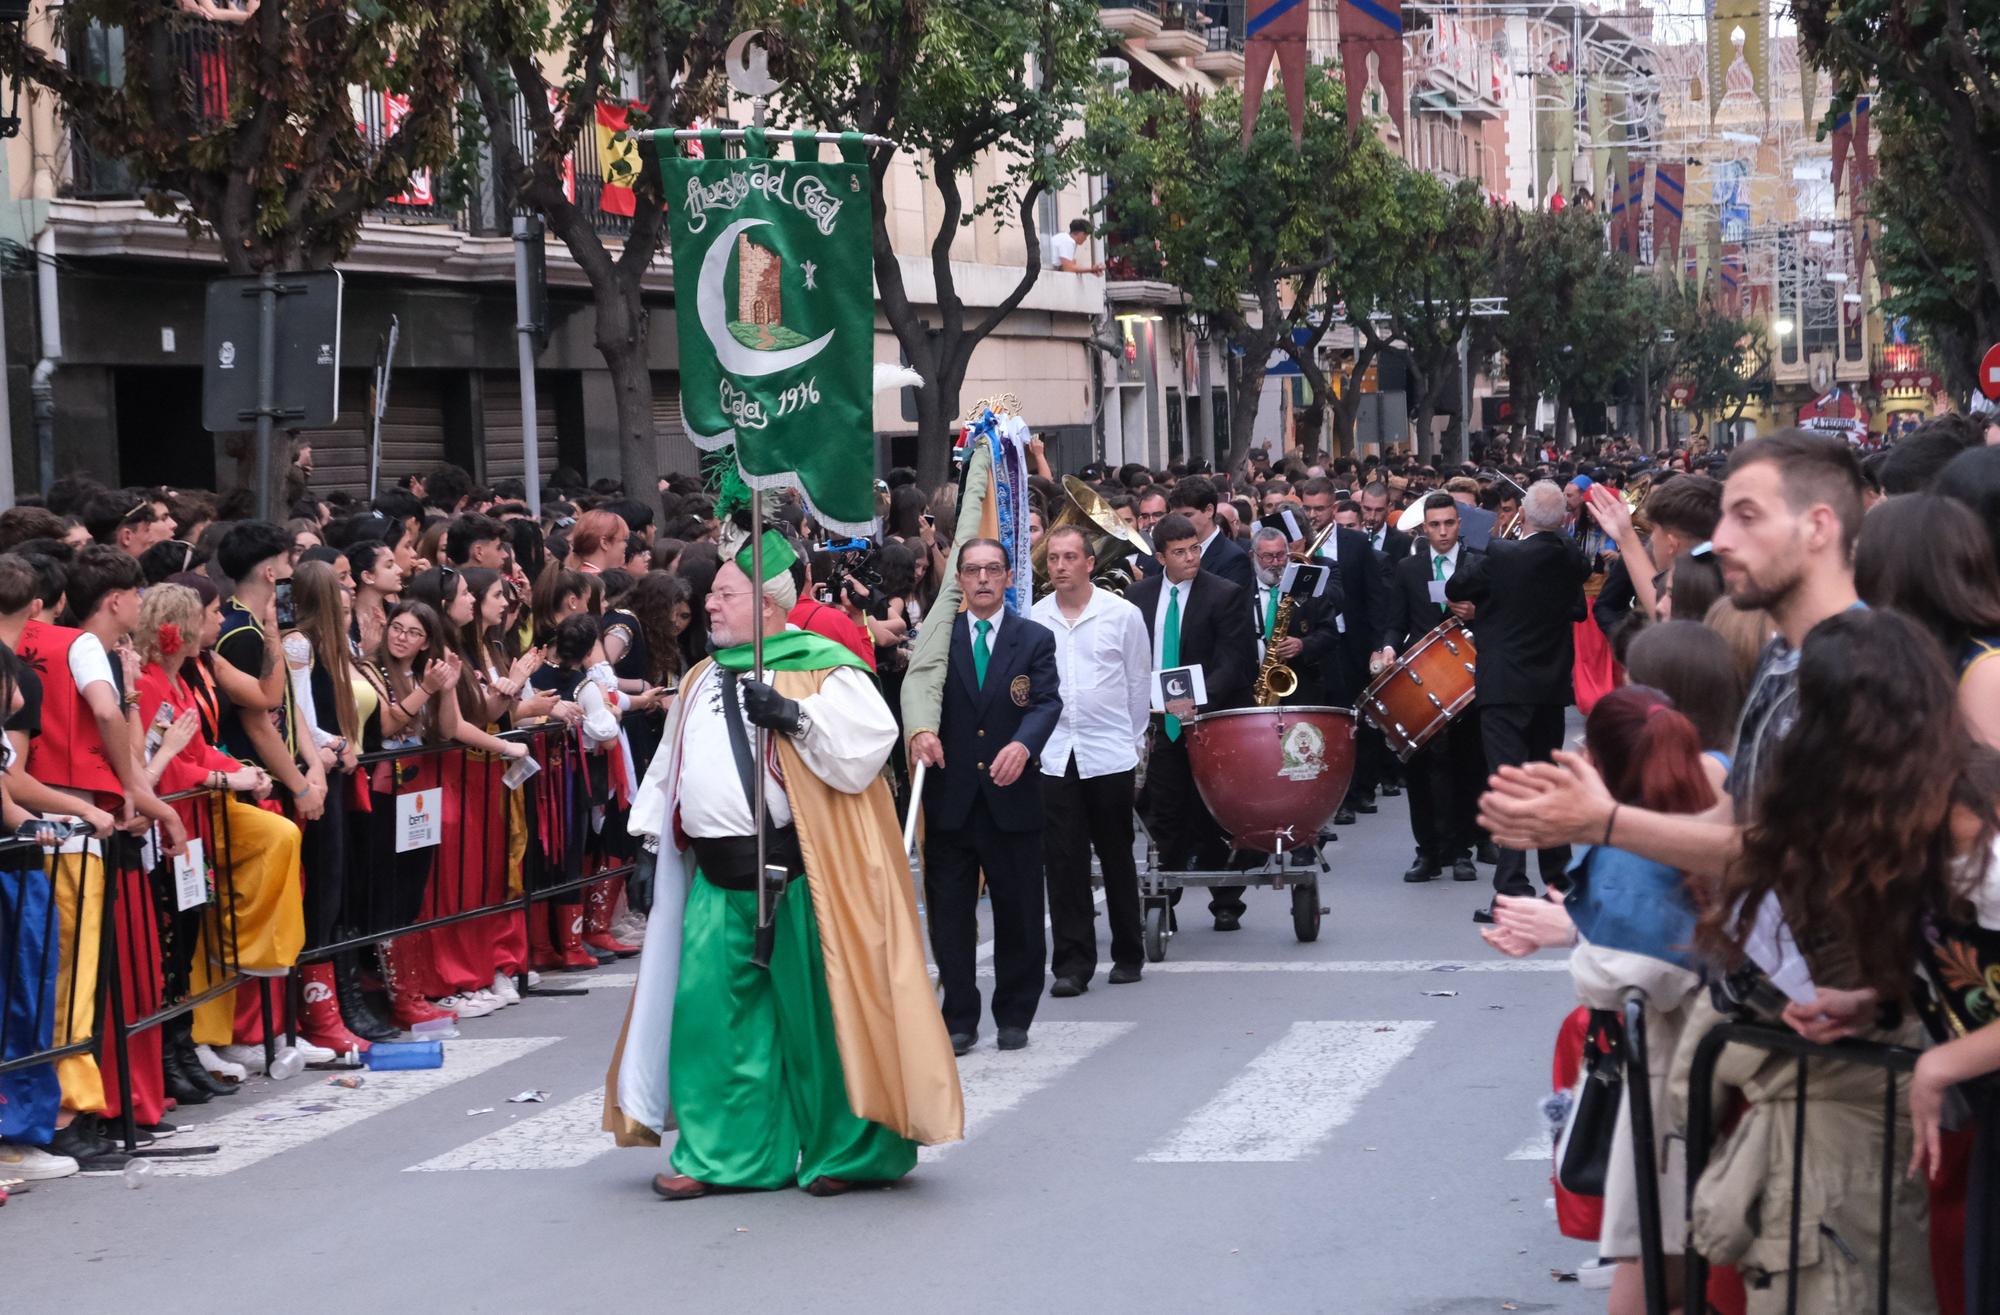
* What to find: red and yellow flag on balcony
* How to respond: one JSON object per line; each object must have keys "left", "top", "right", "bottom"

{"left": 596, "top": 102, "right": 641, "bottom": 217}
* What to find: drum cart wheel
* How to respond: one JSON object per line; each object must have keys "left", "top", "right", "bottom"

{"left": 1291, "top": 877, "right": 1322, "bottom": 943}
{"left": 1144, "top": 904, "right": 1170, "bottom": 963}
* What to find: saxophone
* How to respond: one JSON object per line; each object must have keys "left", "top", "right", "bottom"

{"left": 1253, "top": 591, "right": 1299, "bottom": 706}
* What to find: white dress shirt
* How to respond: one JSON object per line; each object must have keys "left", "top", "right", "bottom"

{"left": 1430, "top": 541, "right": 1461, "bottom": 581}
{"left": 1150, "top": 576, "right": 1192, "bottom": 671}
{"left": 1032, "top": 586, "right": 1151, "bottom": 778}
{"left": 963, "top": 606, "right": 1004, "bottom": 651}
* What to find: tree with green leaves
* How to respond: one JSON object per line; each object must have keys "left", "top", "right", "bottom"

{"left": 1867, "top": 108, "right": 1996, "bottom": 397}
{"left": 463, "top": 0, "right": 740, "bottom": 494}
{"left": 1371, "top": 171, "right": 1490, "bottom": 460}
{"left": 3, "top": 0, "right": 463, "bottom": 272}
{"left": 1088, "top": 72, "right": 1398, "bottom": 473}
{"left": 1660, "top": 281, "right": 1769, "bottom": 440}
{"left": 1480, "top": 206, "right": 1651, "bottom": 445}
{"left": 760, "top": 0, "right": 1102, "bottom": 489}
{"left": 1793, "top": 0, "right": 2000, "bottom": 353}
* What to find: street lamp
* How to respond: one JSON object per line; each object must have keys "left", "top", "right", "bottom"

{"left": 1773, "top": 317, "right": 1796, "bottom": 337}
{"left": 1187, "top": 308, "right": 1211, "bottom": 343}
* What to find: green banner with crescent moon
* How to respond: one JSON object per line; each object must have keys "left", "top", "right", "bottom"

{"left": 661, "top": 128, "right": 876, "bottom": 534}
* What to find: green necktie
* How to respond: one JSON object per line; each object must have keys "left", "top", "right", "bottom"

{"left": 1264, "top": 586, "right": 1280, "bottom": 641}
{"left": 1162, "top": 585, "right": 1182, "bottom": 742}
{"left": 1433, "top": 552, "right": 1446, "bottom": 582}
{"left": 973, "top": 618, "right": 992, "bottom": 688}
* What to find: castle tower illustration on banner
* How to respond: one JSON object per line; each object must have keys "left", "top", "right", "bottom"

{"left": 737, "top": 232, "right": 783, "bottom": 328}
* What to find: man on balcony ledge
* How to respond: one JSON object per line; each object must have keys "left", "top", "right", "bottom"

{"left": 1053, "top": 218, "right": 1103, "bottom": 275}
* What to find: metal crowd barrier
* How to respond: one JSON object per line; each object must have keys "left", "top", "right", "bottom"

{"left": 295, "top": 721, "right": 635, "bottom": 999}
{"left": 103, "top": 785, "right": 250, "bottom": 1156}
{"left": 1630, "top": 1017, "right": 1922, "bottom": 1315}
{"left": 0, "top": 719, "right": 640, "bottom": 1161}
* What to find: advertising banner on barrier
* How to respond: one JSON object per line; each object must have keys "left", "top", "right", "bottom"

{"left": 396, "top": 788, "right": 444, "bottom": 853}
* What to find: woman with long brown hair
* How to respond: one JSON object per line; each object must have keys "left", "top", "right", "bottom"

{"left": 1695, "top": 608, "right": 1991, "bottom": 1314}
{"left": 1856, "top": 492, "right": 2000, "bottom": 748}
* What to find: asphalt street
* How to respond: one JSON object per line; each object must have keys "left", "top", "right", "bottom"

{"left": 6, "top": 786, "right": 1602, "bottom": 1315}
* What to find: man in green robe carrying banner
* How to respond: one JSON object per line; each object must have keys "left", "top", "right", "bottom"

{"left": 605, "top": 532, "right": 964, "bottom": 1196}
{"left": 604, "top": 123, "right": 962, "bottom": 1197}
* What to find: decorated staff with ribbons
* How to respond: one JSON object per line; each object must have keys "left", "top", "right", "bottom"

{"left": 604, "top": 97, "right": 963, "bottom": 1199}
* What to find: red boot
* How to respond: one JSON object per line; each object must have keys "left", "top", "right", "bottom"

{"left": 583, "top": 881, "right": 640, "bottom": 959}
{"left": 555, "top": 904, "right": 598, "bottom": 970}
{"left": 528, "top": 903, "right": 565, "bottom": 973}
{"left": 297, "top": 962, "right": 370, "bottom": 1055}
{"left": 380, "top": 938, "right": 455, "bottom": 1027}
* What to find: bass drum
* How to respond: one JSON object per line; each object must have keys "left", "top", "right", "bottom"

{"left": 1359, "top": 618, "right": 1477, "bottom": 760}
{"left": 1184, "top": 706, "right": 1357, "bottom": 853}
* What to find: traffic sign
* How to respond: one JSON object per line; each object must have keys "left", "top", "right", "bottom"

{"left": 1981, "top": 342, "right": 2000, "bottom": 401}
{"left": 202, "top": 270, "right": 344, "bottom": 432}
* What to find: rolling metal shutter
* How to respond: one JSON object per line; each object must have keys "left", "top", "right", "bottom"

{"left": 481, "top": 373, "right": 559, "bottom": 490}
{"left": 291, "top": 369, "right": 448, "bottom": 500}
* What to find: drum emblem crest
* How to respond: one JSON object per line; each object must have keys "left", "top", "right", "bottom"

{"left": 1277, "top": 723, "right": 1327, "bottom": 781}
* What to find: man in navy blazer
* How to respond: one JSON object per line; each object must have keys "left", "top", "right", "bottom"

{"left": 1167, "top": 476, "right": 1255, "bottom": 590}
{"left": 911, "top": 538, "right": 1062, "bottom": 1056}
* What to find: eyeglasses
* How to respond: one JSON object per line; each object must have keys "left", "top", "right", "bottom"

{"left": 709, "top": 588, "right": 755, "bottom": 602}
{"left": 959, "top": 563, "right": 1008, "bottom": 578}
{"left": 386, "top": 623, "right": 428, "bottom": 640}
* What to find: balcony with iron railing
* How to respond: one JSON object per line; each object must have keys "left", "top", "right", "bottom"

{"left": 63, "top": 25, "right": 650, "bottom": 244}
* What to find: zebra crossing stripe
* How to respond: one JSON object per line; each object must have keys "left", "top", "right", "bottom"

{"left": 151, "top": 1037, "right": 561, "bottom": 1177}
{"left": 920, "top": 1020, "right": 1134, "bottom": 1162}
{"left": 407, "top": 1087, "right": 626, "bottom": 1172}
{"left": 973, "top": 959, "right": 1566, "bottom": 977}
{"left": 1139, "top": 1021, "right": 1433, "bottom": 1162}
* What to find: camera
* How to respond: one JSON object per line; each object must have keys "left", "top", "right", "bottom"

{"left": 816, "top": 538, "right": 887, "bottom": 619}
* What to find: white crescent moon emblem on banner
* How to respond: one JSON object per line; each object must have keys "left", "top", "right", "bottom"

{"left": 696, "top": 217, "right": 835, "bottom": 378}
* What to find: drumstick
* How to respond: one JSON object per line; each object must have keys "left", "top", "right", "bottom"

{"left": 903, "top": 760, "right": 927, "bottom": 857}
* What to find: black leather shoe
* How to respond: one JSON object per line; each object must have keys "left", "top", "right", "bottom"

{"left": 1048, "top": 976, "right": 1087, "bottom": 998}
{"left": 949, "top": 1031, "right": 975, "bottom": 1057}
{"left": 997, "top": 1027, "right": 1029, "bottom": 1051}
{"left": 1451, "top": 858, "right": 1479, "bottom": 882}
{"left": 1213, "top": 913, "right": 1242, "bottom": 931}
{"left": 1477, "top": 841, "right": 1500, "bottom": 865}
{"left": 1402, "top": 855, "right": 1441, "bottom": 883}
{"left": 1351, "top": 793, "right": 1379, "bottom": 814}
{"left": 1334, "top": 807, "right": 1357, "bottom": 827}
{"left": 1472, "top": 905, "right": 1497, "bottom": 924}
{"left": 1380, "top": 782, "right": 1402, "bottom": 797}
{"left": 1108, "top": 964, "right": 1142, "bottom": 985}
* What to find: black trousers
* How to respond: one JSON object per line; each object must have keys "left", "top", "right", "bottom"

{"left": 1142, "top": 727, "right": 1244, "bottom": 918}
{"left": 924, "top": 797, "right": 1045, "bottom": 1036}
{"left": 1041, "top": 763, "right": 1141, "bottom": 981}
{"left": 1405, "top": 715, "right": 1485, "bottom": 863}
{"left": 1479, "top": 701, "right": 1570, "bottom": 895}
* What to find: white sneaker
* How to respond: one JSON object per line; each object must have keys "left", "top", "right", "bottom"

{"left": 436, "top": 993, "right": 497, "bottom": 1019}
{"left": 525, "top": 970, "right": 541, "bottom": 988}
{"left": 470, "top": 989, "right": 505, "bottom": 1010}
{"left": 611, "top": 913, "right": 648, "bottom": 945}
{"left": 215, "top": 1043, "right": 272, "bottom": 1072}
{"left": 196, "top": 1044, "right": 247, "bottom": 1082}
{"left": 0, "top": 1141, "right": 79, "bottom": 1180}
{"left": 489, "top": 973, "right": 521, "bottom": 1006}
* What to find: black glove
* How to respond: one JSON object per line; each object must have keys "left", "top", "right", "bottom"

{"left": 627, "top": 845, "right": 656, "bottom": 916}
{"left": 738, "top": 678, "right": 803, "bottom": 735}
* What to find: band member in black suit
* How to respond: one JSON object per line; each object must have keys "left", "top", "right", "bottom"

{"left": 1358, "top": 482, "right": 1414, "bottom": 564}
{"left": 1248, "top": 526, "right": 1342, "bottom": 705}
{"left": 1126, "top": 514, "right": 1257, "bottom": 928}
{"left": 1385, "top": 493, "right": 1486, "bottom": 883}
{"left": 1443, "top": 481, "right": 1589, "bottom": 906}
{"left": 1294, "top": 477, "right": 1395, "bottom": 824}
{"left": 1167, "top": 476, "right": 1255, "bottom": 590}
{"left": 910, "top": 539, "right": 1062, "bottom": 1055}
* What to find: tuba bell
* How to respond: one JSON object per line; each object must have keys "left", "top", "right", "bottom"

{"left": 1031, "top": 475, "right": 1155, "bottom": 596}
